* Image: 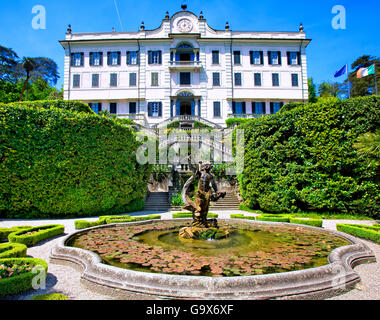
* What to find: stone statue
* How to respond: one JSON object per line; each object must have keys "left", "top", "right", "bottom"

{"left": 179, "top": 161, "right": 227, "bottom": 239}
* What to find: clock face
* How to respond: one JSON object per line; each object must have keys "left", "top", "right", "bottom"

{"left": 177, "top": 18, "right": 193, "bottom": 33}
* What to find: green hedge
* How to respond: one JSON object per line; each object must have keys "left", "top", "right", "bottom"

{"left": 0, "top": 243, "right": 27, "bottom": 258}
{"left": 8, "top": 224, "right": 64, "bottom": 246}
{"left": 74, "top": 215, "right": 161, "bottom": 229}
{"left": 226, "top": 118, "right": 249, "bottom": 127}
{"left": 289, "top": 217, "right": 323, "bottom": 227}
{"left": 336, "top": 224, "right": 380, "bottom": 243}
{"left": 0, "top": 103, "right": 151, "bottom": 218}
{"left": 172, "top": 212, "right": 218, "bottom": 219}
{"left": 0, "top": 226, "right": 32, "bottom": 242}
{"left": 0, "top": 100, "right": 93, "bottom": 114}
{"left": 31, "top": 293, "right": 68, "bottom": 300}
{"left": 74, "top": 220, "right": 105, "bottom": 230}
{"left": 239, "top": 96, "right": 380, "bottom": 218}
{"left": 230, "top": 214, "right": 256, "bottom": 220}
{"left": 0, "top": 258, "right": 48, "bottom": 297}
{"left": 256, "top": 215, "right": 291, "bottom": 223}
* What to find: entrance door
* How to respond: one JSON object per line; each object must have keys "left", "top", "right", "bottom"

{"left": 180, "top": 102, "right": 192, "bottom": 115}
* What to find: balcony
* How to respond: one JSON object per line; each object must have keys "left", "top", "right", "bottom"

{"left": 227, "top": 113, "right": 268, "bottom": 119}
{"left": 169, "top": 60, "right": 202, "bottom": 72}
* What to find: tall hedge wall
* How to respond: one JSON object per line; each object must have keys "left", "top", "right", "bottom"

{"left": 0, "top": 103, "right": 151, "bottom": 218}
{"left": 238, "top": 96, "right": 380, "bottom": 218}
{"left": 0, "top": 100, "right": 94, "bottom": 114}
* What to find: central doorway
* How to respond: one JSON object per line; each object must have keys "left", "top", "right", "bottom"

{"left": 180, "top": 101, "right": 192, "bottom": 115}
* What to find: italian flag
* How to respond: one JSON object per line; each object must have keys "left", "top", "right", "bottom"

{"left": 357, "top": 64, "right": 375, "bottom": 78}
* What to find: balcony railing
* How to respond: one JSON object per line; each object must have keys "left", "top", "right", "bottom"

{"left": 169, "top": 60, "right": 202, "bottom": 72}
{"left": 227, "top": 113, "right": 268, "bottom": 119}
{"left": 117, "top": 113, "right": 146, "bottom": 121}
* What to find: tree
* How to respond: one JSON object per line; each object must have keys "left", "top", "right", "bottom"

{"left": 308, "top": 78, "right": 317, "bottom": 103}
{"left": 318, "top": 82, "right": 342, "bottom": 98}
{"left": 0, "top": 45, "right": 19, "bottom": 82}
{"left": 349, "top": 55, "right": 380, "bottom": 97}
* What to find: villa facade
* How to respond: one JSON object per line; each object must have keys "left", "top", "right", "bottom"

{"left": 60, "top": 6, "right": 311, "bottom": 128}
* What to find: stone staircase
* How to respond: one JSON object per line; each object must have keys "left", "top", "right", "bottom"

{"left": 210, "top": 192, "right": 241, "bottom": 211}
{"left": 144, "top": 192, "right": 171, "bottom": 211}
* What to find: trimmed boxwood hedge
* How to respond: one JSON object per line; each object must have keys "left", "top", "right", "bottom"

{"left": 0, "top": 258, "right": 48, "bottom": 297}
{"left": 0, "top": 226, "right": 32, "bottom": 242}
{"left": 289, "top": 217, "right": 323, "bottom": 227}
{"left": 0, "top": 103, "right": 151, "bottom": 218}
{"left": 238, "top": 96, "right": 380, "bottom": 218}
{"left": 172, "top": 212, "right": 218, "bottom": 219}
{"left": 8, "top": 224, "right": 64, "bottom": 246}
{"left": 74, "top": 220, "right": 104, "bottom": 230}
{"left": 0, "top": 243, "right": 27, "bottom": 258}
{"left": 74, "top": 215, "right": 162, "bottom": 229}
{"left": 336, "top": 224, "right": 380, "bottom": 243}
{"left": 230, "top": 214, "right": 256, "bottom": 220}
{"left": 256, "top": 215, "right": 291, "bottom": 223}
{"left": 0, "top": 100, "right": 93, "bottom": 114}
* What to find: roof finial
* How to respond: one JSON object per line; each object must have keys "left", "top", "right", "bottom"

{"left": 181, "top": 2, "right": 187, "bottom": 10}
{"left": 225, "top": 21, "right": 230, "bottom": 30}
{"left": 140, "top": 21, "right": 145, "bottom": 31}
{"left": 67, "top": 24, "right": 72, "bottom": 34}
{"left": 199, "top": 11, "right": 204, "bottom": 20}
{"left": 299, "top": 23, "right": 304, "bottom": 32}
{"left": 165, "top": 11, "right": 169, "bottom": 19}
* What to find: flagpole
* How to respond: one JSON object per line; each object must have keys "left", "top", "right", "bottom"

{"left": 346, "top": 64, "right": 350, "bottom": 99}
{"left": 375, "top": 64, "right": 378, "bottom": 96}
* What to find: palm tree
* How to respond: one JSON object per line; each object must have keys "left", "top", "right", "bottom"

{"left": 19, "top": 58, "right": 36, "bottom": 101}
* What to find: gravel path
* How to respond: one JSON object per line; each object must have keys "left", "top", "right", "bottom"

{"left": 1, "top": 211, "right": 379, "bottom": 300}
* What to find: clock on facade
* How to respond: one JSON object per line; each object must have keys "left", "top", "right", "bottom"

{"left": 177, "top": 18, "right": 193, "bottom": 33}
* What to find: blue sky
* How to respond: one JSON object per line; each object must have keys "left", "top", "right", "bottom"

{"left": 1, "top": 0, "right": 379, "bottom": 89}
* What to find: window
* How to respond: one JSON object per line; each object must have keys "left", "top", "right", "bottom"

{"left": 127, "top": 51, "right": 139, "bottom": 65}
{"left": 107, "top": 51, "right": 121, "bottom": 66}
{"left": 272, "top": 73, "right": 280, "bottom": 87}
{"left": 89, "top": 103, "right": 102, "bottom": 114}
{"left": 110, "top": 103, "right": 117, "bottom": 114}
{"left": 287, "top": 52, "right": 300, "bottom": 65}
{"left": 212, "top": 72, "right": 220, "bottom": 86}
{"left": 232, "top": 101, "right": 246, "bottom": 115}
{"left": 268, "top": 51, "right": 282, "bottom": 65}
{"left": 270, "top": 102, "right": 283, "bottom": 114}
{"left": 254, "top": 102, "right": 265, "bottom": 114}
{"left": 129, "top": 102, "right": 137, "bottom": 114}
{"left": 89, "top": 52, "right": 103, "bottom": 66}
{"left": 110, "top": 73, "right": 118, "bottom": 87}
{"left": 180, "top": 72, "right": 191, "bottom": 85}
{"left": 71, "top": 53, "right": 84, "bottom": 67}
{"left": 148, "top": 51, "right": 162, "bottom": 65}
{"left": 212, "top": 50, "right": 219, "bottom": 64}
{"left": 151, "top": 72, "right": 159, "bottom": 86}
{"left": 234, "top": 73, "right": 242, "bottom": 86}
{"left": 213, "top": 101, "right": 221, "bottom": 118}
{"left": 92, "top": 74, "right": 100, "bottom": 87}
{"left": 73, "top": 74, "right": 80, "bottom": 88}
{"left": 250, "top": 51, "right": 263, "bottom": 65}
{"left": 254, "top": 73, "right": 262, "bottom": 86}
{"left": 129, "top": 73, "right": 137, "bottom": 86}
{"left": 291, "top": 74, "right": 299, "bottom": 87}
{"left": 148, "top": 102, "right": 162, "bottom": 117}
{"left": 233, "top": 51, "right": 241, "bottom": 65}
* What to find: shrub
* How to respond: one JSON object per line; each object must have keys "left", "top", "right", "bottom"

{"left": 172, "top": 212, "right": 218, "bottom": 219}
{"left": 278, "top": 102, "right": 305, "bottom": 114}
{"left": 0, "top": 103, "right": 151, "bottom": 218}
{"left": 239, "top": 96, "right": 380, "bottom": 218}
{"left": 74, "top": 215, "right": 161, "bottom": 229}
{"left": 256, "top": 214, "right": 291, "bottom": 222}
{"left": 0, "top": 100, "right": 93, "bottom": 114}
{"left": 171, "top": 193, "right": 184, "bottom": 207}
{"left": 290, "top": 218, "right": 323, "bottom": 227}
{"left": 230, "top": 214, "right": 256, "bottom": 220}
{"left": 226, "top": 118, "right": 249, "bottom": 127}
{"left": 0, "top": 243, "right": 27, "bottom": 258}
{"left": 0, "top": 258, "right": 48, "bottom": 297}
{"left": 74, "top": 220, "right": 105, "bottom": 230}
{"left": 0, "top": 226, "right": 32, "bottom": 242}
{"left": 8, "top": 224, "right": 64, "bottom": 246}
{"left": 336, "top": 224, "right": 380, "bottom": 243}
{"left": 31, "top": 293, "right": 68, "bottom": 300}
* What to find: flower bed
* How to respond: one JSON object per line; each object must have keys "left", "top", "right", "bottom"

{"left": 0, "top": 258, "right": 48, "bottom": 297}
{"left": 336, "top": 224, "right": 380, "bottom": 243}
{"left": 0, "top": 243, "right": 27, "bottom": 258}
{"left": 8, "top": 224, "right": 65, "bottom": 246}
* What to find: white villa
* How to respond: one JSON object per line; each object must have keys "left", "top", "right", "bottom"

{"left": 60, "top": 5, "right": 311, "bottom": 129}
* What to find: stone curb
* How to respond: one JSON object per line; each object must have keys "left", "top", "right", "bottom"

{"left": 49, "top": 219, "right": 376, "bottom": 300}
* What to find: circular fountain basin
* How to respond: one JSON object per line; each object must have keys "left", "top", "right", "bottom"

{"left": 50, "top": 219, "right": 376, "bottom": 299}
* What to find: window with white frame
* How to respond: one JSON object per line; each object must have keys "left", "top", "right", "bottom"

{"left": 108, "top": 51, "right": 121, "bottom": 66}
{"left": 90, "top": 52, "right": 103, "bottom": 66}
{"left": 269, "top": 51, "right": 281, "bottom": 65}
{"left": 71, "top": 53, "right": 83, "bottom": 67}
{"left": 127, "top": 51, "right": 139, "bottom": 65}
{"left": 250, "top": 51, "right": 263, "bottom": 65}
{"left": 288, "top": 52, "right": 300, "bottom": 65}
